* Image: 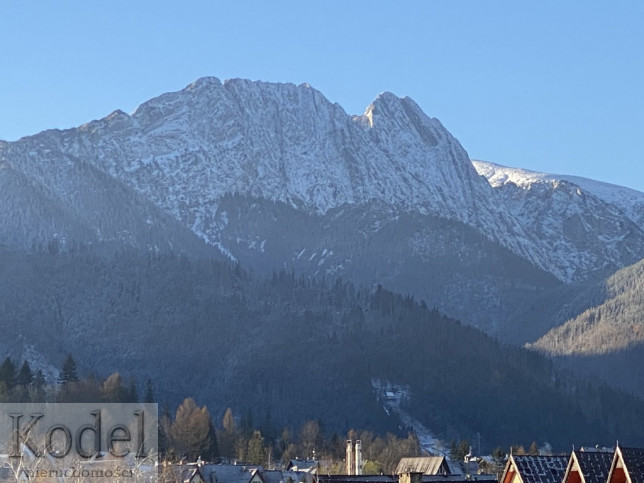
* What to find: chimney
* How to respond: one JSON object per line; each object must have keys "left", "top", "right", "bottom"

{"left": 400, "top": 473, "right": 423, "bottom": 483}
{"left": 346, "top": 440, "right": 354, "bottom": 475}
{"left": 355, "top": 440, "right": 362, "bottom": 476}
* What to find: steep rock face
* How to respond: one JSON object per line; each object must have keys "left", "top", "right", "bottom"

{"left": 551, "top": 174, "right": 644, "bottom": 229}
{"left": 32, "top": 78, "right": 547, "bottom": 272}
{"left": 2, "top": 77, "right": 642, "bottom": 312}
{"left": 0, "top": 133, "right": 211, "bottom": 254}
{"left": 473, "top": 160, "right": 644, "bottom": 281}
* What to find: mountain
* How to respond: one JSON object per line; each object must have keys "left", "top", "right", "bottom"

{"left": 3, "top": 78, "right": 644, "bottom": 337}
{"left": 528, "top": 258, "right": 644, "bottom": 398}
{"left": 0, "top": 78, "right": 567, "bottom": 336}
{"left": 472, "top": 162, "right": 644, "bottom": 397}
{"left": 2, "top": 246, "right": 644, "bottom": 451}
{"left": 531, "top": 256, "right": 644, "bottom": 356}
{"left": 58, "top": 78, "right": 547, "bottom": 267}
{"left": 473, "top": 160, "right": 644, "bottom": 282}
{"left": 3, "top": 76, "right": 644, "bottom": 446}
{"left": 0, "top": 131, "right": 216, "bottom": 255}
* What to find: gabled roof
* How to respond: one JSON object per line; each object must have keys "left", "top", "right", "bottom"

{"left": 609, "top": 447, "right": 644, "bottom": 483}
{"left": 274, "top": 470, "right": 316, "bottom": 483}
{"left": 396, "top": 457, "right": 450, "bottom": 475}
{"left": 287, "top": 459, "right": 319, "bottom": 472}
{"left": 193, "top": 464, "right": 265, "bottom": 483}
{"left": 563, "top": 449, "right": 614, "bottom": 483}
{"left": 502, "top": 455, "right": 569, "bottom": 483}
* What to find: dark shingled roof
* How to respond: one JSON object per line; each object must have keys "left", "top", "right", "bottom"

{"left": 195, "top": 464, "right": 263, "bottom": 483}
{"left": 571, "top": 450, "right": 614, "bottom": 483}
{"left": 512, "top": 455, "right": 569, "bottom": 483}
{"left": 619, "top": 447, "right": 644, "bottom": 483}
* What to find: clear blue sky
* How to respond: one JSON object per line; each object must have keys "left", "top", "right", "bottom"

{"left": 2, "top": 1, "right": 643, "bottom": 191}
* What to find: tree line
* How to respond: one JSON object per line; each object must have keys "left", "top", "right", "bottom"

{"left": 0, "top": 353, "right": 153, "bottom": 404}
{"left": 0, "top": 353, "right": 420, "bottom": 474}
{"left": 160, "top": 403, "right": 422, "bottom": 475}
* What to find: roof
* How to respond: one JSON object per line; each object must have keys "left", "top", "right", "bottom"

{"left": 261, "top": 470, "right": 290, "bottom": 483}
{"left": 261, "top": 470, "right": 316, "bottom": 483}
{"left": 617, "top": 447, "right": 644, "bottom": 483}
{"left": 317, "top": 476, "right": 496, "bottom": 483}
{"left": 566, "top": 450, "right": 614, "bottom": 483}
{"left": 506, "top": 455, "right": 569, "bottom": 483}
{"left": 422, "top": 477, "right": 497, "bottom": 483}
{"left": 287, "top": 459, "right": 319, "bottom": 471}
{"left": 195, "top": 464, "right": 264, "bottom": 483}
{"left": 318, "top": 476, "right": 395, "bottom": 483}
{"left": 396, "top": 457, "right": 450, "bottom": 475}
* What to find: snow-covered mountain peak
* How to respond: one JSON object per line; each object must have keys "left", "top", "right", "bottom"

{"left": 2, "top": 78, "right": 559, "bottom": 276}
{"left": 473, "top": 159, "right": 644, "bottom": 281}
{"left": 473, "top": 160, "right": 556, "bottom": 189}
{"left": 187, "top": 76, "right": 223, "bottom": 90}
{"left": 473, "top": 160, "right": 644, "bottom": 228}
{"left": 105, "top": 109, "right": 130, "bottom": 122}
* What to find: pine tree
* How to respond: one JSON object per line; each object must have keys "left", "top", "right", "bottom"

{"left": 16, "top": 361, "right": 34, "bottom": 387}
{"left": 59, "top": 354, "right": 78, "bottom": 385}
{"left": 247, "top": 430, "right": 266, "bottom": 465}
{"left": 144, "top": 378, "right": 155, "bottom": 403}
{"left": 0, "top": 357, "right": 16, "bottom": 390}
{"left": 241, "top": 408, "right": 254, "bottom": 438}
{"left": 126, "top": 377, "right": 138, "bottom": 403}
{"left": 32, "top": 370, "right": 47, "bottom": 402}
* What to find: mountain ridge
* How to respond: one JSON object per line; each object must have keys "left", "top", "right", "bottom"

{"left": 2, "top": 77, "right": 643, "bottom": 336}
{"left": 473, "top": 159, "right": 644, "bottom": 281}
{"left": 2, "top": 77, "right": 644, "bottom": 441}
{"left": 2, "top": 77, "right": 556, "bottom": 277}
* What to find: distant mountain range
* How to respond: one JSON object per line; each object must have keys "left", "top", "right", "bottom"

{"left": 2, "top": 77, "right": 644, "bottom": 446}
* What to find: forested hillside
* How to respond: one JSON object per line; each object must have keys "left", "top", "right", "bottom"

{"left": 532, "top": 258, "right": 644, "bottom": 356}
{"left": 2, "top": 246, "right": 644, "bottom": 451}
{"left": 529, "top": 257, "right": 644, "bottom": 398}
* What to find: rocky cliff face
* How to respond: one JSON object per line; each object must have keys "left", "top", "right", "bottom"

{"left": 37, "top": 78, "right": 545, "bottom": 271}
{"left": 2, "top": 78, "right": 644, "bottom": 336}
{"left": 473, "top": 160, "right": 644, "bottom": 281}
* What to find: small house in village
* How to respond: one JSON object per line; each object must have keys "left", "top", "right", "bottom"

{"left": 395, "top": 457, "right": 452, "bottom": 476}
{"left": 606, "top": 446, "right": 644, "bottom": 483}
{"left": 286, "top": 459, "right": 319, "bottom": 472}
{"left": 500, "top": 455, "right": 569, "bottom": 483}
{"left": 265, "top": 470, "right": 317, "bottom": 483}
{"left": 164, "top": 445, "right": 644, "bottom": 483}
{"left": 562, "top": 448, "right": 614, "bottom": 483}
{"left": 189, "top": 464, "right": 265, "bottom": 483}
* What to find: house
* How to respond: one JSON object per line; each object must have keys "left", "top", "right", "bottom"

{"left": 189, "top": 464, "right": 265, "bottom": 483}
{"left": 318, "top": 475, "right": 396, "bottom": 483}
{"left": 606, "top": 446, "right": 644, "bottom": 483}
{"left": 286, "top": 459, "right": 319, "bottom": 472}
{"left": 500, "top": 454, "right": 568, "bottom": 483}
{"left": 396, "top": 457, "right": 452, "bottom": 476}
{"left": 562, "top": 448, "right": 614, "bottom": 483}
{"left": 264, "top": 470, "right": 317, "bottom": 483}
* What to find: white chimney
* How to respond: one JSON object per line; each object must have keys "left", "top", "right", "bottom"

{"left": 346, "top": 440, "right": 354, "bottom": 475}
{"left": 355, "top": 440, "right": 362, "bottom": 476}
